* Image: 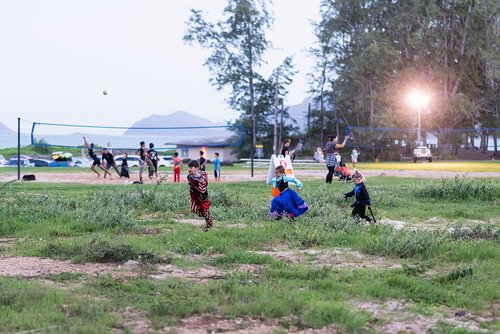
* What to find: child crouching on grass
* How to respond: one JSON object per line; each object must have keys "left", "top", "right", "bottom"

{"left": 269, "top": 165, "right": 308, "bottom": 221}
{"left": 187, "top": 159, "right": 213, "bottom": 231}
{"left": 344, "top": 171, "right": 372, "bottom": 223}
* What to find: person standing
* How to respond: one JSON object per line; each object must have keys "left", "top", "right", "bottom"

{"left": 187, "top": 160, "right": 213, "bottom": 231}
{"left": 147, "top": 143, "right": 159, "bottom": 178}
{"left": 280, "top": 138, "right": 296, "bottom": 161}
{"left": 198, "top": 150, "right": 207, "bottom": 172}
{"left": 120, "top": 153, "right": 130, "bottom": 178}
{"left": 325, "top": 134, "right": 350, "bottom": 184}
{"left": 351, "top": 147, "right": 359, "bottom": 169}
{"left": 173, "top": 152, "right": 182, "bottom": 183}
{"left": 213, "top": 152, "right": 221, "bottom": 181}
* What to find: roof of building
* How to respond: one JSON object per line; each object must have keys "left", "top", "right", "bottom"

{"left": 165, "top": 137, "right": 239, "bottom": 148}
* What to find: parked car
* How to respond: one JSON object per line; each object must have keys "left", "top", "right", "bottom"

{"left": 32, "top": 158, "right": 51, "bottom": 167}
{"left": 73, "top": 157, "right": 92, "bottom": 168}
{"left": 0, "top": 154, "right": 7, "bottom": 166}
{"left": 115, "top": 155, "right": 141, "bottom": 167}
{"left": 158, "top": 155, "right": 173, "bottom": 167}
{"left": 49, "top": 151, "right": 74, "bottom": 167}
{"left": 7, "top": 155, "right": 34, "bottom": 167}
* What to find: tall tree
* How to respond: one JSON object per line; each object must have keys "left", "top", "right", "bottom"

{"left": 184, "top": 0, "right": 273, "bottom": 175}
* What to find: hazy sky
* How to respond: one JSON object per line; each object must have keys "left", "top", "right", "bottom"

{"left": 0, "top": 1, "right": 319, "bottom": 133}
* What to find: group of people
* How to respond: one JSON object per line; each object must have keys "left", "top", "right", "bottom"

{"left": 271, "top": 135, "right": 372, "bottom": 224}
{"left": 83, "top": 135, "right": 372, "bottom": 231}
{"left": 83, "top": 136, "right": 222, "bottom": 183}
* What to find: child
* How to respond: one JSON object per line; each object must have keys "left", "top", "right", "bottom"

{"left": 120, "top": 153, "right": 130, "bottom": 178}
{"left": 344, "top": 171, "right": 372, "bottom": 223}
{"left": 213, "top": 152, "right": 221, "bottom": 181}
{"left": 351, "top": 147, "right": 359, "bottom": 168}
{"left": 173, "top": 152, "right": 182, "bottom": 183}
{"left": 83, "top": 136, "right": 112, "bottom": 179}
{"left": 198, "top": 151, "right": 207, "bottom": 172}
{"left": 187, "top": 159, "right": 213, "bottom": 231}
{"left": 269, "top": 165, "right": 308, "bottom": 220}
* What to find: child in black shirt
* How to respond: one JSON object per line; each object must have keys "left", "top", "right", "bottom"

{"left": 344, "top": 171, "right": 372, "bottom": 223}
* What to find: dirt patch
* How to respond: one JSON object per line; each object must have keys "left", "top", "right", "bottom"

{"left": 0, "top": 256, "right": 138, "bottom": 278}
{"left": 149, "top": 263, "right": 264, "bottom": 283}
{"left": 163, "top": 314, "right": 344, "bottom": 334}
{"left": 356, "top": 299, "right": 493, "bottom": 333}
{"left": 254, "top": 248, "right": 401, "bottom": 270}
{"left": 174, "top": 218, "right": 206, "bottom": 227}
{"left": 163, "top": 315, "right": 282, "bottom": 334}
{"left": 114, "top": 307, "right": 153, "bottom": 334}
{"left": 1, "top": 168, "right": 498, "bottom": 186}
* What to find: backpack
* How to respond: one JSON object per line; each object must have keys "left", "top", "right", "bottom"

{"left": 22, "top": 174, "right": 36, "bottom": 181}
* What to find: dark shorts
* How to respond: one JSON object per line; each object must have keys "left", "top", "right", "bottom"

{"left": 92, "top": 158, "right": 101, "bottom": 166}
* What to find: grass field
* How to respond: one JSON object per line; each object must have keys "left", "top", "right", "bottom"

{"left": 0, "top": 176, "right": 499, "bottom": 333}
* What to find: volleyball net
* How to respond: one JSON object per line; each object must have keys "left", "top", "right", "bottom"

{"left": 29, "top": 121, "right": 244, "bottom": 151}
{"left": 346, "top": 126, "right": 500, "bottom": 153}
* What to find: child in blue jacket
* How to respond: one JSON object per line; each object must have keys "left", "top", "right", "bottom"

{"left": 344, "top": 171, "right": 372, "bottom": 222}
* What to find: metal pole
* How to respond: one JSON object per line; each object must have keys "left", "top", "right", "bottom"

{"left": 417, "top": 106, "right": 421, "bottom": 146}
{"left": 17, "top": 117, "right": 20, "bottom": 180}
{"left": 273, "top": 72, "right": 279, "bottom": 155}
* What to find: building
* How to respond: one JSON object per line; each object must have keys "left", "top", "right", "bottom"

{"left": 167, "top": 138, "right": 239, "bottom": 162}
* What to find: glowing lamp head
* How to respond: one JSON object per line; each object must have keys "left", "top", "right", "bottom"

{"left": 407, "top": 90, "right": 429, "bottom": 109}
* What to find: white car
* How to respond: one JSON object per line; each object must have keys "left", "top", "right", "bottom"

{"left": 0, "top": 154, "right": 7, "bottom": 166}
{"left": 115, "top": 155, "right": 142, "bottom": 167}
{"left": 7, "top": 155, "right": 34, "bottom": 167}
{"left": 158, "top": 155, "right": 173, "bottom": 167}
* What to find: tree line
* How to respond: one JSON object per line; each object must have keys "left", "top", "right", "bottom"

{"left": 184, "top": 0, "right": 499, "bottom": 159}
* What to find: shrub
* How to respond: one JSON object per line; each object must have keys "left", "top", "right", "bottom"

{"left": 413, "top": 177, "right": 499, "bottom": 201}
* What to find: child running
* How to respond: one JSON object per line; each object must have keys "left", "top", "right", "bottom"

{"left": 269, "top": 165, "right": 308, "bottom": 220}
{"left": 344, "top": 171, "right": 372, "bottom": 223}
{"left": 187, "top": 160, "right": 213, "bottom": 231}
{"left": 83, "top": 137, "right": 112, "bottom": 178}
{"left": 213, "top": 152, "right": 221, "bottom": 181}
{"left": 173, "top": 152, "right": 182, "bottom": 183}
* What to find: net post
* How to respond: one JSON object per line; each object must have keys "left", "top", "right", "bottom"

{"left": 17, "top": 117, "right": 20, "bottom": 180}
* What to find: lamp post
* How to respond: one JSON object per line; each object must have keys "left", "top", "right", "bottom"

{"left": 408, "top": 90, "right": 429, "bottom": 146}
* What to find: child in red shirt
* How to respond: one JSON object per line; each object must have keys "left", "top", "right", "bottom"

{"left": 187, "top": 159, "right": 213, "bottom": 231}
{"left": 173, "top": 152, "right": 182, "bottom": 183}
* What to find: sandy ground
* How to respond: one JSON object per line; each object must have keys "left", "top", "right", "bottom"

{"left": 0, "top": 168, "right": 499, "bottom": 185}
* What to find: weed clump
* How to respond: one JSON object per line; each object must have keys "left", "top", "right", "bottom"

{"left": 413, "top": 177, "right": 499, "bottom": 201}
{"left": 363, "top": 229, "right": 448, "bottom": 259}
{"left": 450, "top": 223, "right": 500, "bottom": 241}
{"left": 42, "top": 240, "right": 162, "bottom": 264}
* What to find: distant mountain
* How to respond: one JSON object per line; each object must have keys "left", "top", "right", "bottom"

{"left": 124, "top": 111, "right": 231, "bottom": 138}
{"left": 0, "top": 122, "right": 16, "bottom": 135}
{"left": 286, "top": 97, "right": 313, "bottom": 131}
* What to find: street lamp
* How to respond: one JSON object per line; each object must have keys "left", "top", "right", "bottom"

{"left": 407, "top": 90, "right": 430, "bottom": 146}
